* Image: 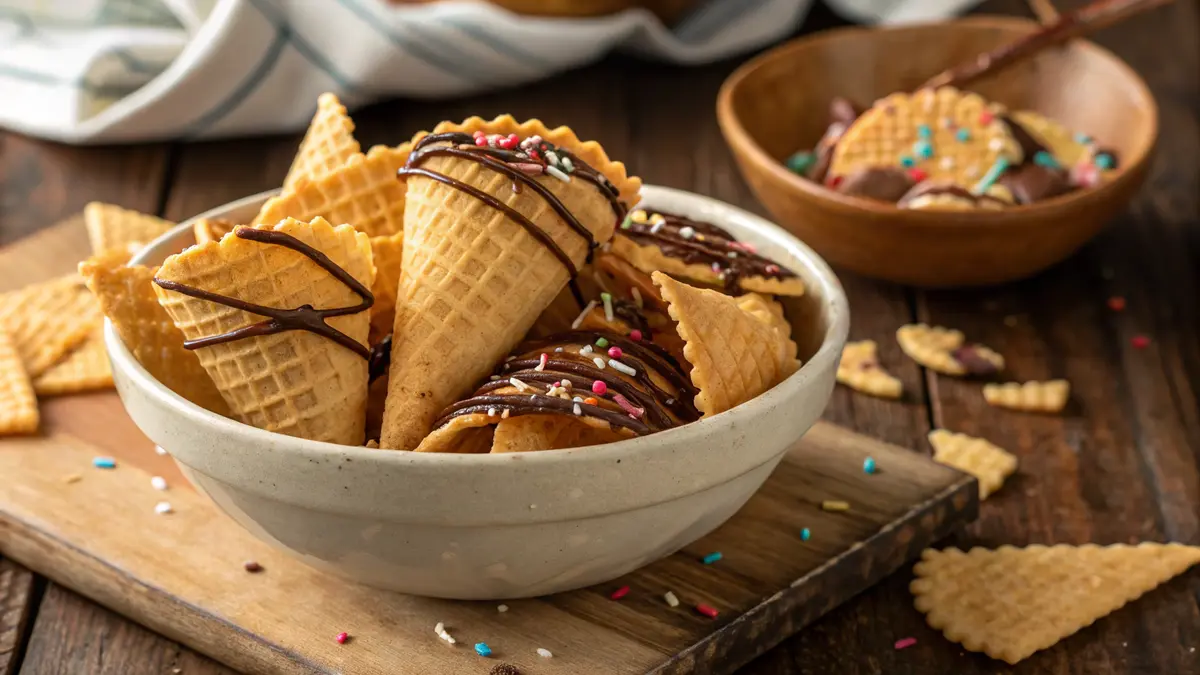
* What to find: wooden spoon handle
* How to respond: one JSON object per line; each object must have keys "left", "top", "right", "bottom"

{"left": 921, "top": 0, "right": 1176, "bottom": 90}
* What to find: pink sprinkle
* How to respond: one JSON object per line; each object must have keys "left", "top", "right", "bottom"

{"left": 979, "top": 111, "right": 994, "bottom": 125}
{"left": 473, "top": 130, "right": 485, "bottom": 138}
{"left": 894, "top": 637, "right": 917, "bottom": 650}
{"left": 695, "top": 604, "right": 719, "bottom": 618}
{"left": 607, "top": 346, "right": 623, "bottom": 359}
{"left": 907, "top": 168, "right": 928, "bottom": 183}
{"left": 629, "top": 329, "right": 643, "bottom": 341}
{"left": 537, "top": 353, "right": 549, "bottom": 370}
{"left": 1131, "top": 335, "right": 1150, "bottom": 349}
{"left": 610, "top": 586, "right": 630, "bottom": 600}
{"left": 612, "top": 393, "right": 645, "bottom": 419}
{"left": 512, "top": 162, "right": 545, "bottom": 174}
{"left": 336, "top": 632, "right": 349, "bottom": 644}
{"left": 764, "top": 264, "right": 780, "bottom": 275}
{"left": 475, "top": 136, "right": 488, "bottom": 147}
{"left": 592, "top": 380, "right": 607, "bottom": 395}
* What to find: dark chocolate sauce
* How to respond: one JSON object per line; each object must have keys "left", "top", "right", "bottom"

{"left": 619, "top": 210, "right": 797, "bottom": 294}
{"left": 898, "top": 183, "right": 1010, "bottom": 208}
{"left": 153, "top": 227, "right": 373, "bottom": 359}
{"left": 369, "top": 334, "right": 392, "bottom": 382}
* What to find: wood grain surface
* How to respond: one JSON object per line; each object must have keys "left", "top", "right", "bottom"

{"left": 0, "top": 0, "right": 1197, "bottom": 673}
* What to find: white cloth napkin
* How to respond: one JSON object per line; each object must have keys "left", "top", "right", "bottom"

{"left": 0, "top": 0, "right": 980, "bottom": 144}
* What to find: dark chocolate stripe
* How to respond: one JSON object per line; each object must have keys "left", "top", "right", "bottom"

{"left": 433, "top": 393, "right": 651, "bottom": 435}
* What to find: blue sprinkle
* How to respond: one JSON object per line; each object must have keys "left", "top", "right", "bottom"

{"left": 785, "top": 151, "right": 816, "bottom": 175}
{"left": 1033, "top": 150, "right": 1060, "bottom": 169}
{"left": 1074, "top": 132, "right": 1092, "bottom": 144}
{"left": 955, "top": 128, "right": 972, "bottom": 142}
{"left": 474, "top": 643, "right": 492, "bottom": 657}
{"left": 899, "top": 155, "right": 916, "bottom": 168}
{"left": 701, "top": 552, "right": 723, "bottom": 565}
{"left": 973, "top": 156, "right": 1011, "bottom": 195}
{"left": 913, "top": 140, "right": 934, "bottom": 159}
{"left": 1095, "top": 153, "right": 1115, "bottom": 170}
{"left": 863, "top": 457, "right": 877, "bottom": 474}
{"left": 92, "top": 457, "right": 116, "bottom": 469}
{"left": 800, "top": 528, "right": 811, "bottom": 541}
{"left": 917, "top": 124, "right": 932, "bottom": 139}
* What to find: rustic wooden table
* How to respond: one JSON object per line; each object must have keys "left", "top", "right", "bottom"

{"left": 1, "top": 1, "right": 1196, "bottom": 673}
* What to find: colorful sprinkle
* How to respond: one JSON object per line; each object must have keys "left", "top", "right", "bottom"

{"left": 243, "top": 561, "right": 263, "bottom": 573}
{"left": 826, "top": 175, "right": 843, "bottom": 189}
{"left": 907, "top": 168, "right": 928, "bottom": 183}
{"left": 701, "top": 552, "right": 723, "bottom": 565}
{"left": 509, "top": 377, "right": 531, "bottom": 392}
{"left": 608, "top": 359, "right": 637, "bottom": 377}
{"left": 913, "top": 140, "right": 934, "bottom": 159}
{"left": 940, "top": 117, "right": 955, "bottom": 129}
{"left": 863, "top": 457, "right": 877, "bottom": 474}
{"left": 592, "top": 356, "right": 607, "bottom": 369}
{"left": 664, "top": 591, "right": 680, "bottom": 607}
{"left": 592, "top": 380, "right": 607, "bottom": 395}
{"left": 1108, "top": 296, "right": 1126, "bottom": 311}
{"left": 1131, "top": 335, "right": 1150, "bottom": 349}
{"left": 800, "top": 528, "right": 811, "bottom": 541}
{"left": 955, "top": 128, "right": 972, "bottom": 142}
{"left": 537, "top": 648, "right": 554, "bottom": 658}
{"left": 973, "top": 156, "right": 1010, "bottom": 195}
{"left": 155, "top": 501, "right": 173, "bottom": 515}
{"left": 607, "top": 346, "right": 623, "bottom": 359}
{"left": 629, "top": 329, "right": 643, "bottom": 341}
{"left": 822, "top": 500, "right": 851, "bottom": 512}
{"left": 631, "top": 288, "right": 644, "bottom": 309}
{"left": 151, "top": 476, "right": 167, "bottom": 490}
{"left": 631, "top": 210, "right": 648, "bottom": 223}
{"left": 987, "top": 138, "right": 1006, "bottom": 152}
{"left": 917, "top": 124, "right": 932, "bottom": 139}
{"left": 336, "top": 632, "right": 350, "bottom": 645}
{"left": 475, "top": 642, "right": 492, "bottom": 657}
{"left": 535, "top": 353, "right": 549, "bottom": 372}
{"left": 546, "top": 166, "right": 571, "bottom": 183}
{"left": 610, "top": 585, "right": 631, "bottom": 600}
{"left": 583, "top": 397, "right": 598, "bottom": 406}
{"left": 572, "top": 403, "right": 582, "bottom": 416}
{"left": 497, "top": 604, "right": 508, "bottom": 613}
{"left": 695, "top": 604, "right": 719, "bottom": 619}
{"left": 785, "top": 151, "right": 817, "bottom": 175}
{"left": 1033, "top": 150, "right": 1060, "bottom": 169}
{"left": 601, "top": 292, "right": 614, "bottom": 322}
{"left": 620, "top": 215, "right": 633, "bottom": 230}
{"left": 595, "top": 337, "right": 609, "bottom": 348}
{"left": 899, "top": 155, "right": 916, "bottom": 168}
{"left": 940, "top": 156, "right": 955, "bottom": 170}
{"left": 979, "top": 111, "right": 995, "bottom": 125}
{"left": 92, "top": 457, "right": 116, "bottom": 469}
{"left": 679, "top": 226, "right": 696, "bottom": 240}
{"left": 612, "top": 393, "right": 644, "bottom": 418}
{"left": 1074, "top": 132, "right": 1092, "bottom": 144}
{"left": 895, "top": 637, "right": 917, "bottom": 650}
{"left": 1095, "top": 152, "right": 1116, "bottom": 170}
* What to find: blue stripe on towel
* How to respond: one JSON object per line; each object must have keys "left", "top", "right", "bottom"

{"left": 673, "top": 0, "right": 757, "bottom": 44}
{"left": 0, "top": 63, "right": 146, "bottom": 98}
{"left": 335, "top": 0, "right": 487, "bottom": 84}
{"left": 247, "top": 0, "right": 364, "bottom": 95}
{"left": 434, "top": 16, "right": 550, "bottom": 71}
{"left": 182, "top": 19, "right": 291, "bottom": 136}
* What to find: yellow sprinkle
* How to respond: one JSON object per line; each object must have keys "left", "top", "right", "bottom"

{"left": 63, "top": 474, "right": 82, "bottom": 484}
{"left": 649, "top": 213, "right": 666, "bottom": 225}
{"left": 821, "top": 500, "right": 851, "bottom": 512}
{"left": 631, "top": 210, "right": 648, "bottom": 223}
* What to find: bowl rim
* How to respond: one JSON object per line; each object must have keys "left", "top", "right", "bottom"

{"left": 109, "top": 184, "right": 850, "bottom": 470}
{"left": 716, "top": 14, "right": 1159, "bottom": 222}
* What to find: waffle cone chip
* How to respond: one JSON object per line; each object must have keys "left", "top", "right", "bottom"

{"left": 0, "top": 330, "right": 39, "bottom": 435}
{"left": 368, "top": 232, "right": 404, "bottom": 344}
{"left": 653, "top": 272, "right": 799, "bottom": 416}
{"left": 84, "top": 202, "right": 174, "bottom": 256}
{"left": 0, "top": 275, "right": 102, "bottom": 377}
{"left": 837, "top": 340, "right": 902, "bottom": 399}
{"left": 32, "top": 328, "right": 113, "bottom": 396}
{"left": 491, "top": 414, "right": 629, "bottom": 453}
{"left": 379, "top": 119, "right": 629, "bottom": 449}
{"left": 611, "top": 235, "right": 805, "bottom": 296}
{"left": 911, "top": 543, "right": 1200, "bottom": 664}
{"left": 193, "top": 217, "right": 237, "bottom": 245}
{"left": 1010, "top": 110, "right": 1101, "bottom": 170}
{"left": 154, "top": 217, "right": 375, "bottom": 444}
{"left": 984, "top": 379, "right": 1070, "bottom": 413}
{"left": 927, "top": 429, "right": 1017, "bottom": 499}
{"left": 283, "top": 93, "right": 361, "bottom": 191}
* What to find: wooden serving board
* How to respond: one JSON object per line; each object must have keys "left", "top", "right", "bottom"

{"left": 0, "top": 220, "right": 979, "bottom": 675}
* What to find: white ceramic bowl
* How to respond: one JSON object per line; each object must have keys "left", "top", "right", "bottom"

{"left": 108, "top": 185, "right": 849, "bottom": 599}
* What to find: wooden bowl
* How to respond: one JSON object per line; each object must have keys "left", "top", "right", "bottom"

{"left": 716, "top": 16, "right": 1157, "bottom": 287}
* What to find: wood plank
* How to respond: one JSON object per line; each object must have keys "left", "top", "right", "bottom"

{"left": 0, "top": 558, "right": 37, "bottom": 675}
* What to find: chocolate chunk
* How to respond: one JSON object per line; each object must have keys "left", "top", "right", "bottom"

{"left": 998, "top": 163, "right": 1073, "bottom": 204}
{"left": 951, "top": 345, "right": 1001, "bottom": 376}
{"left": 837, "top": 167, "right": 916, "bottom": 202}
{"left": 1000, "top": 115, "right": 1048, "bottom": 159}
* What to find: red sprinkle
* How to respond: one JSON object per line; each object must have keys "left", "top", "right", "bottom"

{"left": 1131, "top": 335, "right": 1150, "bottom": 349}
{"left": 610, "top": 586, "right": 630, "bottom": 600}
{"left": 826, "top": 175, "right": 843, "bottom": 189}
{"left": 979, "top": 111, "right": 995, "bottom": 125}
{"left": 629, "top": 329, "right": 643, "bottom": 342}
{"left": 894, "top": 637, "right": 917, "bottom": 650}
{"left": 695, "top": 604, "right": 719, "bottom": 618}
{"left": 475, "top": 136, "right": 488, "bottom": 147}
{"left": 607, "top": 346, "right": 623, "bottom": 359}
{"left": 907, "top": 168, "right": 928, "bottom": 183}
{"left": 336, "top": 632, "right": 349, "bottom": 644}
{"left": 592, "top": 380, "right": 607, "bottom": 395}
{"left": 1107, "top": 296, "right": 1126, "bottom": 311}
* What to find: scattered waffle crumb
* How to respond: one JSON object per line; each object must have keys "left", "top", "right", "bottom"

{"left": 928, "top": 430, "right": 1017, "bottom": 499}
{"left": 897, "top": 324, "right": 1004, "bottom": 376}
{"left": 911, "top": 543, "right": 1200, "bottom": 664}
{"left": 489, "top": 665, "right": 522, "bottom": 675}
{"left": 63, "top": 474, "right": 82, "bottom": 484}
{"left": 837, "top": 340, "right": 902, "bottom": 398}
{"left": 822, "top": 500, "right": 851, "bottom": 512}
{"left": 983, "top": 380, "right": 1070, "bottom": 413}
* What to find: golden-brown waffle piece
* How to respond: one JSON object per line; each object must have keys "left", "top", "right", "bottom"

{"left": 984, "top": 379, "right": 1070, "bottom": 413}
{"left": 193, "top": 217, "right": 237, "bottom": 245}
{"left": 491, "top": 414, "right": 628, "bottom": 453}
{"left": 911, "top": 543, "right": 1200, "bottom": 664}
{"left": 368, "top": 232, "right": 403, "bottom": 344}
{"left": 927, "top": 429, "right": 1017, "bottom": 500}
{"left": 32, "top": 328, "right": 113, "bottom": 395}
{"left": 0, "top": 330, "right": 39, "bottom": 435}
{"left": 897, "top": 323, "right": 1004, "bottom": 376}
{"left": 283, "top": 92, "right": 361, "bottom": 191}
{"left": 1010, "top": 110, "right": 1104, "bottom": 171}
{"left": 0, "top": 275, "right": 101, "bottom": 377}
{"left": 837, "top": 340, "right": 902, "bottom": 399}
{"left": 84, "top": 202, "right": 174, "bottom": 255}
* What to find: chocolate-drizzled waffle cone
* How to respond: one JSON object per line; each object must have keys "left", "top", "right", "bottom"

{"left": 283, "top": 92, "right": 361, "bottom": 191}
{"left": 612, "top": 235, "right": 805, "bottom": 295}
{"left": 253, "top": 145, "right": 411, "bottom": 236}
{"left": 654, "top": 272, "right": 799, "bottom": 417}
{"left": 154, "top": 217, "right": 375, "bottom": 444}
{"left": 491, "top": 414, "right": 627, "bottom": 453}
{"left": 379, "top": 117, "right": 638, "bottom": 450}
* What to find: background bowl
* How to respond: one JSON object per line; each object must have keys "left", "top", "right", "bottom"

{"left": 717, "top": 16, "right": 1157, "bottom": 287}
{"left": 108, "top": 185, "right": 849, "bottom": 599}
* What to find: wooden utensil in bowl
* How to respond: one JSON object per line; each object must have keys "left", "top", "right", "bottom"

{"left": 716, "top": 16, "right": 1157, "bottom": 287}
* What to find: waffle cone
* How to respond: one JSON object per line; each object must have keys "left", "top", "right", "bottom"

{"left": 654, "top": 272, "right": 799, "bottom": 416}
{"left": 379, "top": 125, "right": 626, "bottom": 450}
{"left": 253, "top": 145, "right": 411, "bottom": 236}
{"left": 611, "top": 235, "right": 805, "bottom": 296}
{"left": 414, "top": 413, "right": 495, "bottom": 453}
{"left": 491, "top": 414, "right": 629, "bottom": 453}
{"left": 368, "top": 232, "right": 404, "bottom": 343}
{"left": 154, "top": 217, "right": 375, "bottom": 444}
{"left": 283, "top": 93, "right": 361, "bottom": 191}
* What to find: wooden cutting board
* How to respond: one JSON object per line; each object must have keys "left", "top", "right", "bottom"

{"left": 0, "top": 219, "right": 979, "bottom": 675}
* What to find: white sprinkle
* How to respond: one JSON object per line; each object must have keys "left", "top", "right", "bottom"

{"left": 546, "top": 150, "right": 560, "bottom": 165}
{"left": 664, "top": 591, "right": 680, "bottom": 607}
{"left": 154, "top": 501, "right": 173, "bottom": 515}
{"left": 501, "top": 409, "right": 510, "bottom": 419}
{"left": 631, "top": 287, "right": 643, "bottom": 309}
{"left": 498, "top": 604, "right": 509, "bottom": 613}
{"left": 608, "top": 359, "right": 637, "bottom": 377}
{"left": 593, "top": 357, "right": 607, "bottom": 369}
{"left": 490, "top": 375, "right": 502, "bottom": 381}
{"left": 602, "top": 293, "right": 614, "bottom": 322}
{"left": 571, "top": 300, "right": 597, "bottom": 329}
{"left": 547, "top": 166, "right": 571, "bottom": 183}
{"left": 150, "top": 476, "right": 167, "bottom": 491}
{"left": 529, "top": 503, "right": 537, "bottom": 509}
{"left": 679, "top": 226, "right": 696, "bottom": 239}
{"left": 487, "top": 407, "right": 497, "bottom": 417}
{"left": 537, "top": 648, "right": 553, "bottom": 658}
{"left": 573, "top": 396, "right": 583, "bottom": 403}
{"left": 573, "top": 403, "right": 582, "bottom": 416}
{"left": 562, "top": 157, "right": 575, "bottom": 172}
{"left": 506, "top": 355, "right": 516, "bottom": 362}
{"left": 988, "top": 138, "right": 1005, "bottom": 151}
{"left": 940, "top": 156, "right": 955, "bottom": 170}
{"left": 554, "top": 347, "right": 564, "bottom": 353}
{"left": 580, "top": 344, "right": 594, "bottom": 356}
{"left": 510, "top": 377, "right": 530, "bottom": 392}
{"left": 650, "top": 221, "right": 665, "bottom": 235}
{"left": 435, "top": 622, "right": 445, "bottom": 635}
{"left": 154, "top": 446, "right": 168, "bottom": 456}
{"left": 727, "top": 251, "right": 737, "bottom": 258}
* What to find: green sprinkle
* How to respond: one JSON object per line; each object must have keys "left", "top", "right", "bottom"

{"left": 1095, "top": 153, "right": 1115, "bottom": 170}
{"left": 1033, "top": 150, "right": 1060, "bottom": 169}
{"left": 701, "top": 552, "right": 723, "bottom": 565}
{"left": 1074, "top": 132, "right": 1092, "bottom": 144}
{"left": 800, "top": 528, "right": 811, "bottom": 541}
{"left": 785, "top": 151, "right": 816, "bottom": 175}
{"left": 914, "top": 140, "right": 934, "bottom": 159}
{"left": 620, "top": 215, "right": 633, "bottom": 230}
{"left": 917, "top": 124, "right": 932, "bottom": 139}
{"left": 595, "top": 337, "right": 609, "bottom": 348}
{"left": 955, "top": 128, "right": 972, "bottom": 142}
{"left": 972, "top": 156, "right": 1010, "bottom": 195}
{"left": 899, "top": 155, "right": 916, "bottom": 168}
{"left": 863, "top": 457, "right": 877, "bottom": 474}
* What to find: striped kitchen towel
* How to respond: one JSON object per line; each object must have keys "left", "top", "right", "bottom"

{"left": 0, "top": 0, "right": 980, "bottom": 144}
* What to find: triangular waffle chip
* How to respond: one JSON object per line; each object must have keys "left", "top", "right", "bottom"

{"left": 80, "top": 254, "right": 229, "bottom": 415}
{"left": 984, "top": 380, "right": 1070, "bottom": 413}
{"left": 193, "top": 217, "right": 237, "bottom": 245}
{"left": 33, "top": 328, "right": 113, "bottom": 396}
{"left": 654, "top": 271, "right": 799, "bottom": 416}
{"left": 253, "top": 145, "right": 411, "bottom": 236}
{"left": 154, "top": 217, "right": 375, "bottom": 444}
{"left": 283, "top": 92, "right": 361, "bottom": 191}
{"left": 368, "top": 232, "right": 403, "bottom": 344}
{"left": 0, "top": 330, "right": 39, "bottom": 435}
{"left": 911, "top": 543, "right": 1200, "bottom": 664}
{"left": 927, "top": 429, "right": 1016, "bottom": 499}
{"left": 84, "top": 202, "right": 174, "bottom": 255}
{"left": 491, "top": 414, "right": 629, "bottom": 453}
{"left": 1010, "top": 110, "right": 1101, "bottom": 170}
{"left": 0, "top": 275, "right": 101, "bottom": 377}
{"left": 897, "top": 323, "right": 1004, "bottom": 376}
{"left": 837, "top": 340, "right": 902, "bottom": 399}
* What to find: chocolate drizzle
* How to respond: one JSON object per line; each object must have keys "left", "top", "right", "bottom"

{"left": 369, "top": 334, "right": 392, "bottom": 382}
{"left": 153, "top": 227, "right": 373, "bottom": 359}
{"left": 619, "top": 210, "right": 798, "bottom": 294}
{"left": 432, "top": 329, "right": 698, "bottom": 435}
{"left": 398, "top": 132, "right": 626, "bottom": 277}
